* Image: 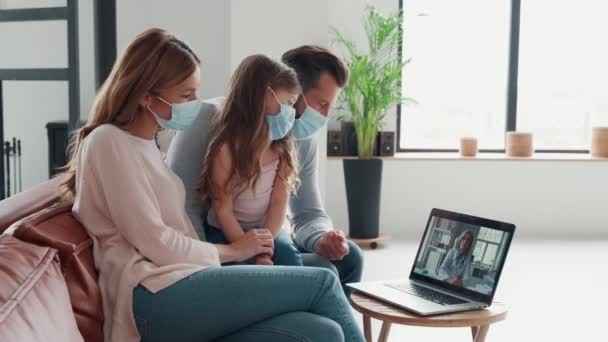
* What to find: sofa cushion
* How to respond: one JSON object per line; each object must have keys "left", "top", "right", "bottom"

{"left": 0, "top": 177, "right": 62, "bottom": 234}
{"left": 0, "top": 235, "right": 83, "bottom": 342}
{"left": 12, "top": 203, "right": 103, "bottom": 342}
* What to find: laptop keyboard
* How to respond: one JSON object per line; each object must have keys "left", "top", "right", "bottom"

{"left": 385, "top": 282, "right": 468, "bottom": 306}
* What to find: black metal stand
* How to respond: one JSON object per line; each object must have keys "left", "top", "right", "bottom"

{"left": 4, "top": 141, "right": 10, "bottom": 198}
{"left": 2, "top": 138, "right": 22, "bottom": 199}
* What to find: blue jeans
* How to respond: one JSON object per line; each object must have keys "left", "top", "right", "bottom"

{"left": 132, "top": 266, "right": 365, "bottom": 342}
{"left": 206, "top": 226, "right": 303, "bottom": 266}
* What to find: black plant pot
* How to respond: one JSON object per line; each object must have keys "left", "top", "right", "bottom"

{"left": 343, "top": 158, "right": 383, "bottom": 239}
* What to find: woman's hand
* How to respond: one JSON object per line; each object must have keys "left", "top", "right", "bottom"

{"left": 255, "top": 253, "right": 274, "bottom": 266}
{"left": 447, "top": 276, "right": 463, "bottom": 287}
{"left": 215, "top": 229, "right": 275, "bottom": 264}
{"left": 221, "top": 229, "right": 274, "bottom": 263}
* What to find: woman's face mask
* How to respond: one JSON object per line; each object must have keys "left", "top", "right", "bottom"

{"left": 291, "top": 94, "right": 328, "bottom": 140}
{"left": 148, "top": 95, "right": 202, "bottom": 131}
{"left": 265, "top": 88, "right": 296, "bottom": 141}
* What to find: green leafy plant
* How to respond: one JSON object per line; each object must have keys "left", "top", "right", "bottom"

{"left": 332, "top": 6, "right": 410, "bottom": 159}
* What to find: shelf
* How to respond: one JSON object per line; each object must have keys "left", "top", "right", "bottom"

{"left": 433, "top": 228, "right": 452, "bottom": 234}
{"left": 327, "top": 152, "right": 608, "bottom": 162}
{"left": 428, "top": 245, "right": 448, "bottom": 253}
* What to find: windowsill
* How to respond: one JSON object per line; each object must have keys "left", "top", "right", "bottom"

{"left": 327, "top": 152, "right": 608, "bottom": 161}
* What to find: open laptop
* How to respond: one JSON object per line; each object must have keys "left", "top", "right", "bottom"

{"left": 347, "top": 208, "right": 515, "bottom": 316}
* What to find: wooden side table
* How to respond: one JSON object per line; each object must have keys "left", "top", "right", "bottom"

{"left": 350, "top": 292, "right": 508, "bottom": 342}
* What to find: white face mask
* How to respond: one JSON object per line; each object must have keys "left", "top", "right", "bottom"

{"left": 291, "top": 94, "right": 328, "bottom": 140}
{"left": 147, "top": 95, "right": 202, "bottom": 130}
{"left": 265, "top": 88, "right": 296, "bottom": 140}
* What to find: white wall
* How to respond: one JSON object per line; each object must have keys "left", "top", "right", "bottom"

{"left": 229, "top": 0, "right": 329, "bottom": 71}
{"left": 116, "top": 0, "right": 231, "bottom": 100}
{"left": 0, "top": 0, "right": 94, "bottom": 192}
{"left": 325, "top": 159, "right": 608, "bottom": 238}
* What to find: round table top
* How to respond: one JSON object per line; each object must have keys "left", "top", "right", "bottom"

{"left": 350, "top": 292, "right": 508, "bottom": 328}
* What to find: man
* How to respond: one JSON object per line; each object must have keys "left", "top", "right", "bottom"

{"left": 166, "top": 45, "right": 363, "bottom": 296}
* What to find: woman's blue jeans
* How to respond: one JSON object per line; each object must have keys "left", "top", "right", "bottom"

{"left": 132, "top": 266, "right": 365, "bottom": 342}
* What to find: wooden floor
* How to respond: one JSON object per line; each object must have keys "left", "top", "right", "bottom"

{"left": 354, "top": 239, "right": 608, "bottom": 342}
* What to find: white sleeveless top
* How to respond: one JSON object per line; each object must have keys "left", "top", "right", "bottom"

{"left": 207, "top": 159, "right": 289, "bottom": 231}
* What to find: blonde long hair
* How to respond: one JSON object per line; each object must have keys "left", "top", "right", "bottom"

{"left": 199, "top": 55, "right": 300, "bottom": 202}
{"left": 61, "top": 28, "right": 200, "bottom": 199}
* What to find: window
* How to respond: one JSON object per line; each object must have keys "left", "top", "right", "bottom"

{"left": 472, "top": 242, "right": 487, "bottom": 263}
{"left": 482, "top": 244, "right": 498, "bottom": 265}
{"left": 400, "top": 0, "right": 510, "bottom": 150}
{"left": 472, "top": 228, "right": 505, "bottom": 269}
{"left": 477, "top": 227, "right": 503, "bottom": 243}
{"left": 517, "top": 0, "right": 608, "bottom": 150}
{"left": 398, "top": 0, "right": 606, "bottom": 152}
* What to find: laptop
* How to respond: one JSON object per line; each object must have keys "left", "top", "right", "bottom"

{"left": 347, "top": 208, "right": 515, "bottom": 316}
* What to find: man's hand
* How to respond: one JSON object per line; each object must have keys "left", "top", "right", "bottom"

{"left": 315, "top": 230, "right": 349, "bottom": 261}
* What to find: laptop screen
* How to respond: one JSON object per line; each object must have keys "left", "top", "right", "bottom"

{"left": 411, "top": 209, "right": 514, "bottom": 303}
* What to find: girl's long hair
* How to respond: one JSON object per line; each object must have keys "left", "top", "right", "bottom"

{"left": 199, "top": 54, "right": 300, "bottom": 201}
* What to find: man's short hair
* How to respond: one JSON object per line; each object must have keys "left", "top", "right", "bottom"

{"left": 281, "top": 45, "right": 349, "bottom": 91}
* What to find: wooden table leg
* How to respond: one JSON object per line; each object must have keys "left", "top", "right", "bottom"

{"left": 472, "top": 325, "right": 489, "bottom": 342}
{"left": 378, "top": 321, "right": 392, "bottom": 342}
{"left": 363, "top": 315, "right": 372, "bottom": 342}
{"left": 471, "top": 326, "right": 479, "bottom": 339}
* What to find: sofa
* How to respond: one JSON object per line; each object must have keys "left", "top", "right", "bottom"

{"left": 0, "top": 177, "right": 104, "bottom": 342}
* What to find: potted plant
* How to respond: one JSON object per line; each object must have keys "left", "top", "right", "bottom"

{"left": 332, "top": 7, "right": 408, "bottom": 239}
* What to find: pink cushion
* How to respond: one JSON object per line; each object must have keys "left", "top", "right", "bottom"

{"left": 0, "top": 235, "right": 83, "bottom": 342}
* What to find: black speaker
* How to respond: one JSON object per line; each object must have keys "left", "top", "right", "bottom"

{"left": 377, "top": 131, "right": 395, "bottom": 156}
{"left": 327, "top": 130, "right": 343, "bottom": 156}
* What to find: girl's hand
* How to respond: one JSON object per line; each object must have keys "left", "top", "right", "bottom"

{"left": 231, "top": 229, "right": 274, "bottom": 261}
{"left": 255, "top": 253, "right": 273, "bottom": 266}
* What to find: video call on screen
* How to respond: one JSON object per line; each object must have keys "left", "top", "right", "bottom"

{"left": 414, "top": 216, "right": 510, "bottom": 295}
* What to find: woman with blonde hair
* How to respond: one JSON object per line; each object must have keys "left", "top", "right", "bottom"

{"left": 63, "top": 28, "right": 363, "bottom": 342}
{"left": 440, "top": 230, "right": 475, "bottom": 287}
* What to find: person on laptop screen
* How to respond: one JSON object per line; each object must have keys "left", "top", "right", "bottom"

{"left": 438, "top": 230, "right": 474, "bottom": 287}
{"left": 413, "top": 216, "right": 512, "bottom": 296}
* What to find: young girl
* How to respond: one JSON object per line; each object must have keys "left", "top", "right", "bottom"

{"left": 200, "top": 55, "right": 303, "bottom": 266}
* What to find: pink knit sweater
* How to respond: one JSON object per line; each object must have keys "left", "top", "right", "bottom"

{"left": 72, "top": 124, "right": 220, "bottom": 342}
